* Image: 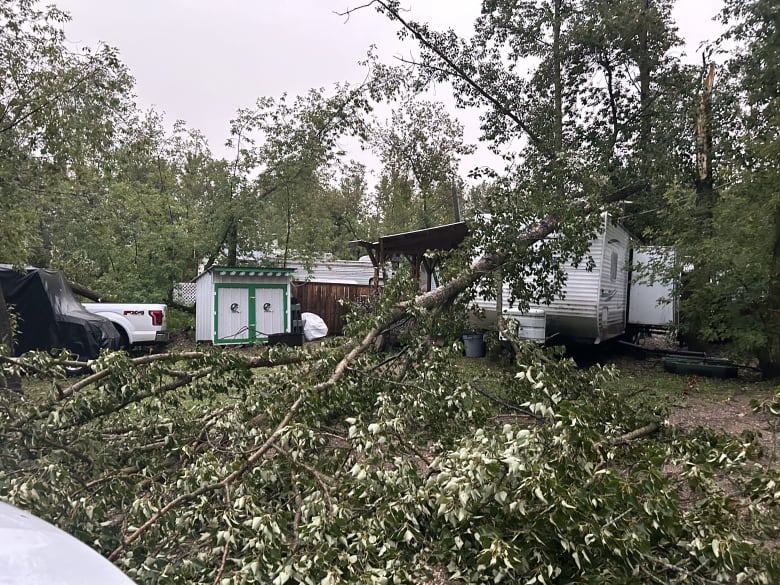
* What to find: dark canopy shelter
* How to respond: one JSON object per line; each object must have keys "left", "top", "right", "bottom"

{"left": 351, "top": 222, "right": 469, "bottom": 292}
{"left": 0, "top": 267, "right": 120, "bottom": 359}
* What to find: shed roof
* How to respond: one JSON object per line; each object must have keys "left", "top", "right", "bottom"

{"left": 350, "top": 222, "right": 469, "bottom": 292}
{"left": 380, "top": 222, "right": 468, "bottom": 257}
{"left": 194, "top": 266, "right": 295, "bottom": 281}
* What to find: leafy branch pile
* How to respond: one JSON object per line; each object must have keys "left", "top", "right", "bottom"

{"left": 2, "top": 305, "right": 779, "bottom": 583}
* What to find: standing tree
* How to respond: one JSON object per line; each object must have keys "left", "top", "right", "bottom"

{"left": 0, "top": 0, "right": 133, "bottom": 267}
{"left": 683, "top": 0, "right": 779, "bottom": 374}
{"left": 39, "top": 113, "right": 207, "bottom": 301}
{"left": 0, "top": 0, "right": 136, "bottom": 344}
{"left": 202, "top": 84, "right": 373, "bottom": 268}
{"left": 654, "top": 0, "right": 780, "bottom": 376}
{"left": 722, "top": 0, "right": 780, "bottom": 376}
{"left": 371, "top": 97, "right": 474, "bottom": 232}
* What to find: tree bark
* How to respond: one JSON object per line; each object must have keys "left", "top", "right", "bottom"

{"left": 68, "top": 281, "right": 113, "bottom": 303}
{"left": 551, "top": 0, "right": 565, "bottom": 200}
{"left": 0, "top": 288, "right": 22, "bottom": 392}
{"left": 695, "top": 62, "right": 717, "bottom": 216}
{"left": 226, "top": 217, "right": 239, "bottom": 267}
{"left": 759, "top": 202, "right": 780, "bottom": 378}
{"left": 552, "top": 0, "right": 563, "bottom": 158}
{"left": 638, "top": 0, "right": 652, "bottom": 182}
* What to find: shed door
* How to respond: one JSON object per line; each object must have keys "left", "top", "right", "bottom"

{"left": 255, "top": 288, "right": 285, "bottom": 337}
{"left": 216, "top": 287, "right": 250, "bottom": 342}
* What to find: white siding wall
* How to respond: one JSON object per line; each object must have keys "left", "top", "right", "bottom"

{"left": 195, "top": 272, "right": 214, "bottom": 341}
{"left": 628, "top": 247, "right": 677, "bottom": 327}
{"left": 596, "top": 220, "right": 630, "bottom": 340}
{"left": 530, "top": 217, "right": 629, "bottom": 342}
{"left": 532, "top": 236, "right": 603, "bottom": 323}
{"left": 289, "top": 261, "right": 376, "bottom": 285}
{"left": 474, "top": 215, "right": 631, "bottom": 343}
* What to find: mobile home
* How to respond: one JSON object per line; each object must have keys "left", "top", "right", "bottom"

{"left": 474, "top": 215, "right": 674, "bottom": 344}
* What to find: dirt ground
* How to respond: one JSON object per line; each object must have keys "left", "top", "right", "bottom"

{"left": 608, "top": 335, "right": 780, "bottom": 465}
{"left": 670, "top": 392, "right": 780, "bottom": 458}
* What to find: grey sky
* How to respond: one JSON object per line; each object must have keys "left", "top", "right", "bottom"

{"left": 55, "top": 1, "right": 726, "bottom": 174}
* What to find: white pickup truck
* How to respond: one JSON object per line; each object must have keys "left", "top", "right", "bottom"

{"left": 82, "top": 303, "right": 169, "bottom": 349}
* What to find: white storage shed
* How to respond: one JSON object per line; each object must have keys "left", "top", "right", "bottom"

{"left": 628, "top": 247, "right": 678, "bottom": 330}
{"left": 195, "top": 266, "right": 294, "bottom": 344}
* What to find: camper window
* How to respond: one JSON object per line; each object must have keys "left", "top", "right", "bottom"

{"left": 610, "top": 252, "right": 618, "bottom": 282}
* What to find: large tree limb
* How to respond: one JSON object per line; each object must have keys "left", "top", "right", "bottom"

{"left": 68, "top": 281, "right": 114, "bottom": 303}
{"left": 106, "top": 211, "right": 565, "bottom": 561}
{"left": 339, "top": 1, "right": 549, "bottom": 158}
{"left": 9, "top": 351, "right": 306, "bottom": 431}
{"left": 607, "top": 422, "right": 660, "bottom": 446}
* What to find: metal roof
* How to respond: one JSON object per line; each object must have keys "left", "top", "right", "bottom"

{"left": 350, "top": 221, "right": 468, "bottom": 264}
{"left": 208, "top": 266, "right": 294, "bottom": 277}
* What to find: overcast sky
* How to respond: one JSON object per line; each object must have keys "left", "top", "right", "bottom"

{"left": 55, "top": 1, "right": 726, "bottom": 174}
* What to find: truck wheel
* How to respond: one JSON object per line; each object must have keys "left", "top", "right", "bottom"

{"left": 114, "top": 325, "right": 130, "bottom": 351}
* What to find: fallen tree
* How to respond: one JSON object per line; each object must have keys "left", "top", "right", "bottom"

{"left": 1, "top": 210, "right": 779, "bottom": 584}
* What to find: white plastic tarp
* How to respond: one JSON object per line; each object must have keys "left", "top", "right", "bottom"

{"left": 302, "top": 312, "right": 328, "bottom": 341}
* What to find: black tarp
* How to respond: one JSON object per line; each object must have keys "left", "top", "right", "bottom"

{"left": 0, "top": 267, "right": 120, "bottom": 359}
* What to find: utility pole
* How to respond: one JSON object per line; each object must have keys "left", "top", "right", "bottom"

{"left": 451, "top": 178, "right": 461, "bottom": 222}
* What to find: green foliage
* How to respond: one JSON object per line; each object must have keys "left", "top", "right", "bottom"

{"left": 380, "top": 0, "right": 691, "bottom": 215}
{"left": 664, "top": 182, "right": 776, "bottom": 359}
{"left": 2, "top": 323, "right": 779, "bottom": 583}
{"left": 205, "top": 84, "right": 375, "bottom": 268}
{"left": 656, "top": 0, "right": 780, "bottom": 374}
{"left": 370, "top": 95, "right": 474, "bottom": 232}
{"left": 2, "top": 2, "right": 780, "bottom": 581}
{"left": 0, "top": 0, "right": 134, "bottom": 267}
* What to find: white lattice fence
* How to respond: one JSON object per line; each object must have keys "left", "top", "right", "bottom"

{"left": 173, "top": 282, "right": 197, "bottom": 307}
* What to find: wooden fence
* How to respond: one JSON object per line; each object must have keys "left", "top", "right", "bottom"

{"left": 291, "top": 281, "right": 377, "bottom": 336}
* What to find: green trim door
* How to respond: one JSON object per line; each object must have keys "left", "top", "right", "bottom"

{"left": 215, "top": 285, "right": 252, "bottom": 343}
{"left": 214, "top": 284, "right": 288, "bottom": 344}
{"left": 254, "top": 286, "right": 287, "bottom": 338}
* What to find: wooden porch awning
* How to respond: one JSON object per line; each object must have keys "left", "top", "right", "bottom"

{"left": 350, "top": 222, "right": 469, "bottom": 291}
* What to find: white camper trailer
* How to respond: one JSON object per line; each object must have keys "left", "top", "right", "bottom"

{"left": 475, "top": 214, "right": 673, "bottom": 344}
{"left": 627, "top": 246, "right": 678, "bottom": 333}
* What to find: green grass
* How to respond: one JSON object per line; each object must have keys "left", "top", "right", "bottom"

{"left": 455, "top": 345, "right": 780, "bottom": 426}
{"left": 604, "top": 354, "right": 779, "bottom": 402}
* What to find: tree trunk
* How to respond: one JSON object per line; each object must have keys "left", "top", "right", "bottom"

{"left": 552, "top": 0, "right": 563, "bottom": 157}
{"left": 69, "top": 281, "right": 114, "bottom": 302}
{"left": 759, "top": 202, "right": 780, "bottom": 378}
{"left": 695, "top": 62, "right": 717, "bottom": 217}
{"left": 0, "top": 287, "right": 22, "bottom": 393}
{"left": 638, "top": 0, "right": 652, "bottom": 181}
{"left": 226, "top": 218, "right": 238, "bottom": 267}
{"left": 551, "top": 0, "right": 566, "bottom": 201}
